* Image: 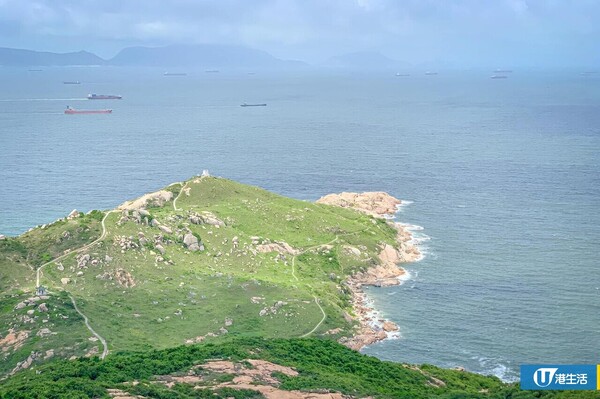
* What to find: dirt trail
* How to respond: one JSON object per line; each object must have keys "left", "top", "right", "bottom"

{"left": 70, "top": 295, "right": 108, "bottom": 359}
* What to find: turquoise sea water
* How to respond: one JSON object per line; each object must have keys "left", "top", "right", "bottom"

{"left": 1, "top": 67, "right": 599, "bottom": 380}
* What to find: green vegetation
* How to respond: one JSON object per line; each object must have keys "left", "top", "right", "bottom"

{"left": 0, "top": 339, "right": 596, "bottom": 399}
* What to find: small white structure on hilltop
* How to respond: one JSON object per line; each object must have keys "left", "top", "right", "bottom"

{"left": 201, "top": 170, "right": 210, "bottom": 177}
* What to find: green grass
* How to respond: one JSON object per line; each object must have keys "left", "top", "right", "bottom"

{"left": 1, "top": 177, "right": 399, "bottom": 375}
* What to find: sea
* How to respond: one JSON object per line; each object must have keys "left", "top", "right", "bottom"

{"left": 1, "top": 67, "right": 599, "bottom": 381}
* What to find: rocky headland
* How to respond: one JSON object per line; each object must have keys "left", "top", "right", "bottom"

{"left": 318, "top": 191, "right": 422, "bottom": 350}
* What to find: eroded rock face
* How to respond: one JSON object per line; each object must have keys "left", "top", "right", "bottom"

{"left": 115, "top": 269, "right": 135, "bottom": 288}
{"left": 11, "top": 352, "right": 41, "bottom": 374}
{"left": 156, "top": 359, "right": 347, "bottom": 399}
{"left": 255, "top": 241, "right": 299, "bottom": 255}
{"left": 316, "top": 191, "right": 401, "bottom": 217}
{"left": 0, "top": 329, "right": 29, "bottom": 353}
{"left": 118, "top": 190, "right": 174, "bottom": 211}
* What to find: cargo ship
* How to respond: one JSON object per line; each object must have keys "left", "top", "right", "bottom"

{"left": 63, "top": 81, "right": 81, "bottom": 84}
{"left": 87, "top": 93, "right": 122, "bottom": 100}
{"left": 65, "top": 106, "right": 112, "bottom": 115}
{"left": 490, "top": 75, "right": 508, "bottom": 79}
{"left": 163, "top": 72, "right": 187, "bottom": 76}
{"left": 241, "top": 103, "right": 267, "bottom": 107}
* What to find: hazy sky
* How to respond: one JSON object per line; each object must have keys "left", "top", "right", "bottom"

{"left": 0, "top": 0, "right": 599, "bottom": 67}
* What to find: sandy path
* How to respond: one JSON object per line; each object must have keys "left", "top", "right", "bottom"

{"left": 70, "top": 295, "right": 108, "bottom": 359}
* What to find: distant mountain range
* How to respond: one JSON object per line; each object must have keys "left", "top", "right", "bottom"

{"left": 0, "top": 45, "right": 306, "bottom": 69}
{"left": 110, "top": 44, "right": 304, "bottom": 68}
{"left": 0, "top": 48, "right": 105, "bottom": 66}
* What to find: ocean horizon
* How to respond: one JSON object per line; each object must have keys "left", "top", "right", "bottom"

{"left": 1, "top": 67, "right": 599, "bottom": 381}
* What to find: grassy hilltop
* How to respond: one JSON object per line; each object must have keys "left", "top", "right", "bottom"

{"left": 0, "top": 176, "right": 595, "bottom": 398}
{"left": 0, "top": 176, "right": 397, "bottom": 374}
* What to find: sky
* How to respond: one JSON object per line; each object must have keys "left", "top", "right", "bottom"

{"left": 0, "top": 0, "right": 599, "bottom": 67}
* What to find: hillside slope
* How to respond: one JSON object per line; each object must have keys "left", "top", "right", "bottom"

{"left": 0, "top": 176, "right": 403, "bottom": 375}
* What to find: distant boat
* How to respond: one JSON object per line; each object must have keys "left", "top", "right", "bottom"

{"left": 28, "top": 69, "right": 43, "bottom": 72}
{"left": 494, "top": 69, "right": 513, "bottom": 73}
{"left": 425, "top": 71, "right": 438, "bottom": 75}
{"left": 88, "top": 93, "right": 122, "bottom": 100}
{"left": 205, "top": 70, "right": 219, "bottom": 73}
{"left": 163, "top": 72, "right": 187, "bottom": 76}
{"left": 63, "top": 81, "right": 81, "bottom": 84}
{"left": 241, "top": 103, "right": 267, "bottom": 107}
{"left": 65, "top": 106, "right": 112, "bottom": 115}
{"left": 490, "top": 75, "right": 508, "bottom": 79}
{"left": 395, "top": 73, "right": 410, "bottom": 77}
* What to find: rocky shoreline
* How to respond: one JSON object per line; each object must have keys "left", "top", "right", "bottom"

{"left": 317, "top": 192, "right": 422, "bottom": 351}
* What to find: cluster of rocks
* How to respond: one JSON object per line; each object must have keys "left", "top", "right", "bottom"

{"left": 188, "top": 211, "right": 225, "bottom": 227}
{"left": 36, "top": 328, "right": 55, "bottom": 337}
{"left": 14, "top": 296, "right": 50, "bottom": 312}
{"left": 76, "top": 253, "right": 102, "bottom": 269}
{"left": 118, "top": 208, "right": 154, "bottom": 226}
{"left": 184, "top": 317, "right": 233, "bottom": 344}
{"left": 258, "top": 301, "right": 287, "bottom": 317}
{"left": 339, "top": 287, "right": 400, "bottom": 351}
{"left": 11, "top": 351, "right": 42, "bottom": 374}
{"left": 113, "top": 236, "right": 139, "bottom": 252}
{"left": 316, "top": 191, "right": 402, "bottom": 217}
{"left": 96, "top": 268, "right": 135, "bottom": 288}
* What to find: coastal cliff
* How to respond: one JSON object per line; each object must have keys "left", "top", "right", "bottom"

{"left": 318, "top": 192, "right": 422, "bottom": 350}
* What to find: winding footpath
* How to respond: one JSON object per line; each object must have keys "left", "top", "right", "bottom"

{"left": 293, "top": 236, "right": 339, "bottom": 337}
{"left": 172, "top": 181, "right": 188, "bottom": 212}
{"left": 294, "top": 229, "right": 372, "bottom": 337}
{"left": 35, "top": 210, "right": 115, "bottom": 359}
{"left": 36, "top": 210, "right": 116, "bottom": 287}
{"left": 69, "top": 295, "right": 108, "bottom": 359}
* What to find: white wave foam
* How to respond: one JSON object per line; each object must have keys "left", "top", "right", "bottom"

{"left": 396, "top": 221, "right": 432, "bottom": 261}
{"left": 476, "top": 356, "right": 518, "bottom": 383}
{"left": 397, "top": 269, "right": 412, "bottom": 283}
